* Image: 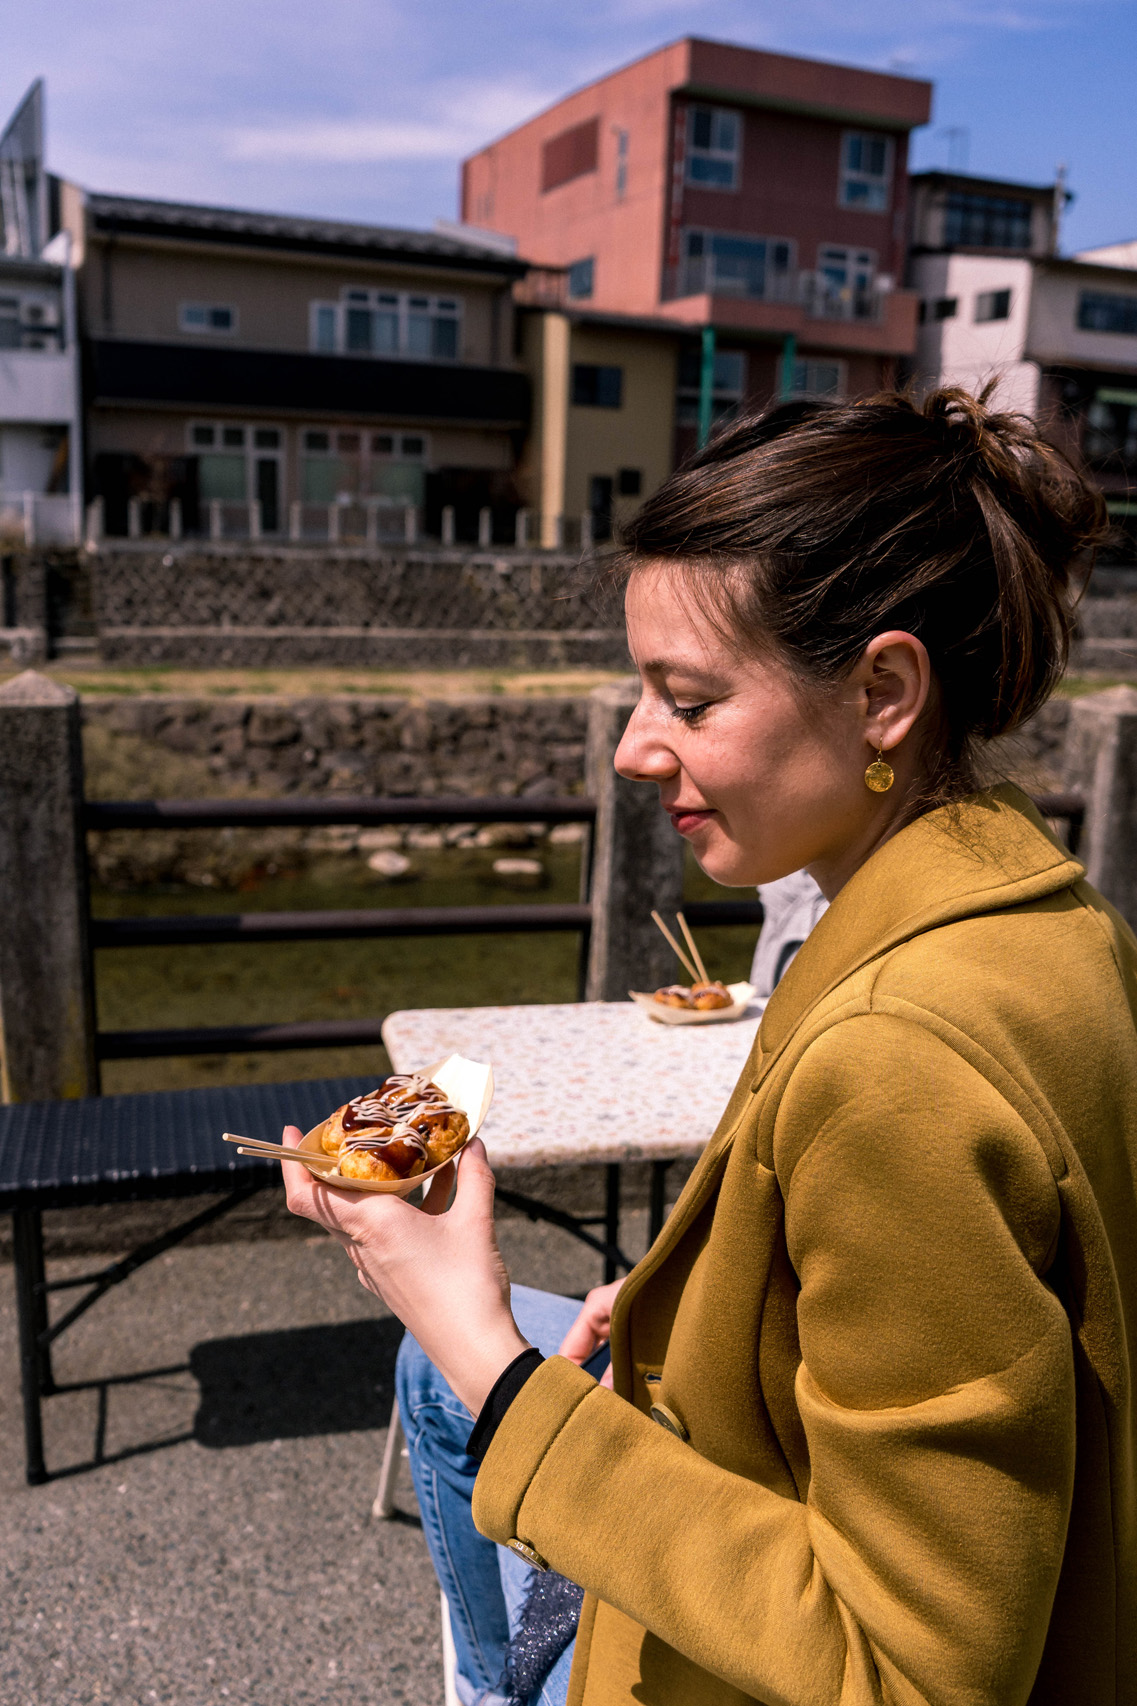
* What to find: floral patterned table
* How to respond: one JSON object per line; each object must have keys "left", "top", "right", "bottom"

{"left": 382, "top": 1001, "right": 762, "bottom": 1171}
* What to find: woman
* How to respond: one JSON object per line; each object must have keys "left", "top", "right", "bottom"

{"left": 283, "top": 387, "right": 1137, "bottom": 1706}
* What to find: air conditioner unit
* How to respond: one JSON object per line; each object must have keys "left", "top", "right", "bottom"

{"left": 20, "top": 299, "right": 60, "bottom": 329}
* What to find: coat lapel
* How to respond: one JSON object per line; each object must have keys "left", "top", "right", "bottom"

{"left": 752, "top": 785, "right": 1084, "bottom": 1090}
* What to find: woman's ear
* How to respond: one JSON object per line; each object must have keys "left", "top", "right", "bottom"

{"left": 857, "top": 630, "right": 932, "bottom": 753}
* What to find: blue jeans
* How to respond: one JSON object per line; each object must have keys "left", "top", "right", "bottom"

{"left": 396, "top": 1285, "right": 608, "bottom": 1706}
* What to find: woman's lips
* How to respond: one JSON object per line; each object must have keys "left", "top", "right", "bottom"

{"left": 668, "top": 807, "right": 714, "bottom": 836}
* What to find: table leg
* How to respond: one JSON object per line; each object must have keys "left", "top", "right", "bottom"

{"left": 13, "top": 1208, "right": 51, "bottom": 1485}
{"left": 604, "top": 1165, "right": 621, "bottom": 1284}
{"left": 648, "top": 1161, "right": 672, "bottom": 1244}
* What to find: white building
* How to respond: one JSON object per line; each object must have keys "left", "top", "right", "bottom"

{"left": 0, "top": 81, "right": 82, "bottom": 545}
{"left": 907, "top": 170, "right": 1137, "bottom": 557}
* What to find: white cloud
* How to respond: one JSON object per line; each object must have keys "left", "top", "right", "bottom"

{"left": 227, "top": 76, "right": 558, "bottom": 164}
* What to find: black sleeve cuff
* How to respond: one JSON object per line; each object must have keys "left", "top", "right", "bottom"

{"left": 466, "top": 1346, "right": 545, "bottom": 1464}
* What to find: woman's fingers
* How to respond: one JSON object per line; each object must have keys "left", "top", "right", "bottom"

{"left": 557, "top": 1276, "right": 627, "bottom": 1363}
{"left": 447, "top": 1138, "right": 497, "bottom": 1225}
{"left": 420, "top": 1161, "right": 456, "bottom": 1216}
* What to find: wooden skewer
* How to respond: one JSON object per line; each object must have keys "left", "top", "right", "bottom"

{"left": 650, "top": 910, "right": 699, "bottom": 983}
{"left": 237, "top": 1146, "right": 339, "bottom": 1170}
{"left": 676, "top": 912, "right": 710, "bottom": 985}
{"left": 223, "top": 1133, "right": 338, "bottom": 1167}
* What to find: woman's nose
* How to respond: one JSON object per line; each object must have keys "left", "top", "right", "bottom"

{"left": 614, "top": 703, "right": 679, "bottom": 783}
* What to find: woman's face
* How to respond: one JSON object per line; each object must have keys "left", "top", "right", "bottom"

{"left": 616, "top": 566, "right": 926, "bottom": 895}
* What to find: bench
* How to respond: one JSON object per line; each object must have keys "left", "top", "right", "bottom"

{"left": 0, "top": 1072, "right": 642, "bottom": 1485}
{"left": 0, "top": 1075, "right": 382, "bottom": 1484}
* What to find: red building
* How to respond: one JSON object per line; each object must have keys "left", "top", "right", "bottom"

{"left": 464, "top": 36, "right": 931, "bottom": 470}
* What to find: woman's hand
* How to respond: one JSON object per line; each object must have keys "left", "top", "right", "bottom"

{"left": 281, "top": 1129, "right": 528, "bottom": 1417}
{"left": 558, "top": 1277, "right": 625, "bottom": 1389}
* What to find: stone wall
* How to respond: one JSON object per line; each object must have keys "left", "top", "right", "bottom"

{"left": 82, "top": 692, "right": 591, "bottom": 885}
{"left": 89, "top": 542, "right": 628, "bottom": 669}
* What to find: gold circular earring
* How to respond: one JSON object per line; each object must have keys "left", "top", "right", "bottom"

{"left": 864, "top": 741, "right": 895, "bottom": 794}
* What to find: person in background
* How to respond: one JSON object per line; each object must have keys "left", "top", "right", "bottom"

{"left": 749, "top": 869, "right": 828, "bottom": 1013}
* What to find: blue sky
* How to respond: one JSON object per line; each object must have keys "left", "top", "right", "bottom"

{"left": 3, "top": 0, "right": 1134, "bottom": 253}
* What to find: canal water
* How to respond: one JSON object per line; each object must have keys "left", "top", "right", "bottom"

{"left": 93, "top": 843, "right": 761, "bottom": 1095}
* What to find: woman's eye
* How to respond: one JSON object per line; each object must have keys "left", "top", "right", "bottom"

{"left": 672, "top": 701, "right": 713, "bottom": 725}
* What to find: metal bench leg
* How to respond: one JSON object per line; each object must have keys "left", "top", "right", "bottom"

{"left": 13, "top": 1209, "right": 52, "bottom": 1485}
{"left": 648, "top": 1160, "right": 672, "bottom": 1244}
{"left": 372, "top": 1395, "right": 406, "bottom": 1520}
{"left": 604, "top": 1164, "right": 621, "bottom": 1284}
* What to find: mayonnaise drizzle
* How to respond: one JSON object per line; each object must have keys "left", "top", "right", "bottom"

{"left": 339, "top": 1073, "right": 460, "bottom": 1156}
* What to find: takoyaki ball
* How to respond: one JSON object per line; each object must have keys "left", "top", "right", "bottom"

{"left": 423, "top": 1108, "right": 471, "bottom": 1169}
{"left": 338, "top": 1139, "right": 427, "bottom": 1183}
{"left": 691, "top": 981, "right": 732, "bottom": 1010}
{"left": 653, "top": 984, "right": 693, "bottom": 1008}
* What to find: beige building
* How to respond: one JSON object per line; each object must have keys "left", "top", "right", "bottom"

{"left": 63, "top": 192, "right": 530, "bottom": 539}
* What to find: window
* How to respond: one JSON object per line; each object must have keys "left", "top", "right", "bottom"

{"left": 617, "top": 467, "right": 642, "bottom": 496}
{"left": 567, "top": 258, "right": 595, "bottom": 300}
{"left": 1078, "top": 291, "right": 1137, "bottom": 335}
{"left": 839, "top": 132, "right": 893, "bottom": 212}
{"left": 686, "top": 106, "right": 740, "bottom": 190}
{"left": 944, "top": 193, "right": 1032, "bottom": 250}
{"left": 1084, "top": 391, "right": 1137, "bottom": 465}
{"left": 675, "top": 348, "right": 746, "bottom": 428}
{"left": 975, "top": 288, "right": 1012, "bottom": 323}
{"left": 300, "top": 427, "right": 429, "bottom": 505}
{"left": 572, "top": 364, "right": 623, "bottom": 408}
{"left": 179, "top": 303, "right": 237, "bottom": 334}
{"left": 187, "top": 421, "right": 284, "bottom": 523}
{"left": 310, "top": 291, "right": 462, "bottom": 360}
{"left": 933, "top": 297, "right": 959, "bottom": 321}
{"left": 615, "top": 129, "right": 629, "bottom": 200}
{"left": 815, "top": 245, "right": 876, "bottom": 315}
{"left": 680, "top": 230, "right": 793, "bottom": 299}
{"left": 542, "top": 118, "right": 599, "bottom": 193}
{"left": 788, "top": 359, "right": 845, "bottom": 398}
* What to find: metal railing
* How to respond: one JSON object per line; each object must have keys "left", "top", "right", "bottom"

{"left": 86, "top": 791, "right": 766, "bottom": 1063}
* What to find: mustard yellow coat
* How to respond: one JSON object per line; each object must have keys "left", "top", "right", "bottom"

{"left": 474, "top": 787, "right": 1137, "bottom": 1706}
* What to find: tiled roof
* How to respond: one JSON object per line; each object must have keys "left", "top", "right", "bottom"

{"left": 85, "top": 193, "right": 528, "bottom": 276}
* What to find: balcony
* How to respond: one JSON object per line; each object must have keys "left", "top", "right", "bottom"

{"left": 658, "top": 273, "right": 919, "bottom": 355}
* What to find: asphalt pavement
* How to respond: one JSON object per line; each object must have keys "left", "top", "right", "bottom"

{"left": 0, "top": 1207, "right": 636, "bottom": 1706}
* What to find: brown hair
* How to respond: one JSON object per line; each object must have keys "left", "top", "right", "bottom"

{"left": 613, "top": 385, "right": 1108, "bottom": 791}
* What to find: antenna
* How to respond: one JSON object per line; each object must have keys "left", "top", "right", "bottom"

{"left": 1052, "top": 163, "right": 1070, "bottom": 256}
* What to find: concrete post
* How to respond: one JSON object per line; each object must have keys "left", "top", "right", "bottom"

{"left": 289, "top": 500, "right": 302, "bottom": 542}
{"left": 0, "top": 671, "right": 97, "bottom": 1101}
{"left": 441, "top": 505, "right": 456, "bottom": 546}
{"left": 168, "top": 497, "right": 182, "bottom": 541}
{"left": 248, "top": 498, "right": 262, "bottom": 541}
{"left": 514, "top": 508, "right": 530, "bottom": 549}
{"left": 209, "top": 499, "right": 223, "bottom": 541}
{"left": 584, "top": 680, "right": 685, "bottom": 1000}
{"left": 478, "top": 506, "right": 492, "bottom": 548}
{"left": 404, "top": 505, "right": 417, "bottom": 545}
{"left": 84, "top": 497, "right": 104, "bottom": 548}
{"left": 1063, "top": 685, "right": 1137, "bottom": 931}
{"left": 127, "top": 497, "right": 142, "bottom": 540}
{"left": 580, "top": 512, "right": 594, "bottom": 552}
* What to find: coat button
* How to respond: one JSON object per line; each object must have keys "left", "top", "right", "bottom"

{"left": 506, "top": 1538, "right": 549, "bottom": 1572}
{"left": 650, "top": 1402, "right": 689, "bottom": 1442}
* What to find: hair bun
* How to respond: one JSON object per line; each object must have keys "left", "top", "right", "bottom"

{"left": 923, "top": 383, "right": 1010, "bottom": 460}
